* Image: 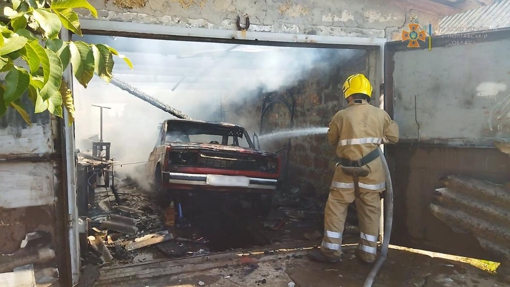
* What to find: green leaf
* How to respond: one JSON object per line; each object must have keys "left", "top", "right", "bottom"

{"left": 35, "top": 92, "right": 48, "bottom": 113}
{"left": 28, "top": 41, "right": 50, "bottom": 82}
{"left": 0, "top": 87, "right": 6, "bottom": 118}
{"left": 53, "top": 8, "right": 82, "bottom": 36}
{"left": 47, "top": 91, "right": 63, "bottom": 117}
{"left": 0, "top": 33, "right": 4, "bottom": 46}
{"left": 46, "top": 39, "right": 71, "bottom": 70}
{"left": 27, "top": 0, "right": 46, "bottom": 9}
{"left": 0, "top": 58, "right": 14, "bottom": 72}
{"left": 50, "top": 0, "right": 98, "bottom": 18}
{"left": 92, "top": 44, "right": 113, "bottom": 82}
{"left": 60, "top": 81, "right": 74, "bottom": 125}
{"left": 10, "top": 100, "right": 32, "bottom": 125}
{"left": 4, "top": 67, "right": 30, "bottom": 104}
{"left": 5, "top": 50, "right": 22, "bottom": 61}
{"left": 11, "top": 16, "right": 28, "bottom": 31}
{"left": 0, "top": 57, "right": 8, "bottom": 70}
{"left": 3, "top": 7, "right": 25, "bottom": 19}
{"left": 0, "top": 33, "right": 28, "bottom": 56}
{"left": 39, "top": 49, "right": 63, "bottom": 102}
{"left": 18, "top": 2, "right": 31, "bottom": 12}
{"left": 70, "top": 41, "right": 94, "bottom": 87}
{"left": 21, "top": 44, "right": 40, "bottom": 73}
{"left": 33, "top": 8, "right": 62, "bottom": 39}
{"left": 106, "top": 45, "right": 134, "bottom": 69}
{"left": 27, "top": 84, "right": 38, "bottom": 104}
{"left": 16, "top": 29, "right": 37, "bottom": 41}
{"left": 13, "top": 0, "right": 22, "bottom": 10}
{"left": 30, "top": 76, "right": 45, "bottom": 88}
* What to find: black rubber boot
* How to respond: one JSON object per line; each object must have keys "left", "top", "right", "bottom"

{"left": 307, "top": 249, "right": 341, "bottom": 263}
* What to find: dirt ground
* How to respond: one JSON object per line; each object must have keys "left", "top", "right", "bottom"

{"left": 82, "top": 179, "right": 508, "bottom": 287}
{"left": 96, "top": 246, "right": 507, "bottom": 287}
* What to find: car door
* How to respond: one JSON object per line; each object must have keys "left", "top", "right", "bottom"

{"left": 384, "top": 28, "right": 510, "bottom": 260}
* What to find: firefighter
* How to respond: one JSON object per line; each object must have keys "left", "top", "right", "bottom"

{"left": 308, "top": 74, "right": 399, "bottom": 264}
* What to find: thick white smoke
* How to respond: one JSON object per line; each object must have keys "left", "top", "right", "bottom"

{"left": 73, "top": 35, "right": 362, "bottom": 186}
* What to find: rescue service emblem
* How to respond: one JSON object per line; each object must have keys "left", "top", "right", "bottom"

{"left": 401, "top": 23, "right": 428, "bottom": 48}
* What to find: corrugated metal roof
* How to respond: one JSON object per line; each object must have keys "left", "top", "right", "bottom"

{"left": 438, "top": 0, "right": 510, "bottom": 35}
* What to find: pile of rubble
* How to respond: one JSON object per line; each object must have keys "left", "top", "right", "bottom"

{"left": 80, "top": 174, "right": 216, "bottom": 270}
{"left": 0, "top": 231, "right": 59, "bottom": 285}
{"left": 86, "top": 212, "right": 174, "bottom": 265}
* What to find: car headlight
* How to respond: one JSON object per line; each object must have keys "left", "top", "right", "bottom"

{"left": 261, "top": 158, "right": 278, "bottom": 173}
{"left": 168, "top": 151, "right": 197, "bottom": 165}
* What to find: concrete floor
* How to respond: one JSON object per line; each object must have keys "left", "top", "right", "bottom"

{"left": 110, "top": 247, "right": 507, "bottom": 287}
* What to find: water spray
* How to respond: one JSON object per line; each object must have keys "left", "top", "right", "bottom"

{"left": 259, "top": 127, "right": 329, "bottom": 142}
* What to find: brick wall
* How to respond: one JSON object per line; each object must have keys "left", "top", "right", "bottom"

{"left": 227, "top": 49, "right": 370, "bottom": 195}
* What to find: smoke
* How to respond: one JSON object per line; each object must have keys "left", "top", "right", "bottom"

{"left": 73, "top": 35, "right": 362, "bottom": 187}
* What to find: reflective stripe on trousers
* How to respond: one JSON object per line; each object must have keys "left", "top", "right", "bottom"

{"left": 338, "top": 137, "right": 382, "bottom": 146}
{"left": 322, "top": 241, "right": 341, "bottom": 251}
{"left": 360, "top": 232, "right": 377, "bottom": 243}
{"left": 326, "top": 230, "right": 342, "bottom": 239}
{"left": 331, "top": 181, "right": 385, "bottom": 190}
{"left": 360, "top": 245, "right": 377, "bottom": 254}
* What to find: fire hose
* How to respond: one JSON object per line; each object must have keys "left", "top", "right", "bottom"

{"left": 363, "top": 147, "right": 393, "bottom": 287}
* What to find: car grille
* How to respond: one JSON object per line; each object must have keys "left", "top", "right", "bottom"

{"left": 198, "top": 152, "right": 271, "bottom": 172}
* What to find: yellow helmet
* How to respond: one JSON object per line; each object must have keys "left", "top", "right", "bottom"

{"left": 342, "top": 74, "right": 373, "bottom": 98}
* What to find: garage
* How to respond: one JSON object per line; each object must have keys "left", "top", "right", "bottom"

{"left": 72, "top": 29, "right": 381, "bottom": 278}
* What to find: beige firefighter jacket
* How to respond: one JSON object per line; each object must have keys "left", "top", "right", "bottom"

{"left": 327, "top": 99, "right": 399, "bottom": 193}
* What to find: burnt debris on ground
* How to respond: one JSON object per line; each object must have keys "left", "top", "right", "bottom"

{"left": 78, "top": 168, "right": 360, "bottom": 265}
{"left": 76, "top": 154, "right": 365, "bottom": 287}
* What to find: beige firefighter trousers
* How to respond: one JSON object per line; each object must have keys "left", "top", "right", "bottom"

{"left": 320, "top": 185, "right": 381, "bottom": 263}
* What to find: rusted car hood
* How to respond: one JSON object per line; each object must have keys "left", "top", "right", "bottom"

{"left": 167, "top": 142, "right": 277, "bottom": 157}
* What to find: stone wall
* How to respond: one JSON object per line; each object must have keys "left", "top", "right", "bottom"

{"left": 287, "top": 51, "right": 368, "bottom": 195}
{"left": 78, "top": 0, "right": 487, "bottom": 40}
{"left": 224, "top": 49, "right": 368, "bottom": 195}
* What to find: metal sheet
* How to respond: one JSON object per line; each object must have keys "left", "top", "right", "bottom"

{"left": 388, "top": 30, "right": 510, "bottom": 145}
{"left": 386, "top": 145, "right": 509, "bottom": 260}
{"left": 438, "top": 1, "right": 510, "bottom": 35}
{"left": 431, "top": 176, "right": 510, "bottom": 261}
{"left": 0, "top": 114, "right": 53, "bottom": 156}
{"left": 0, "top": 265, "right": 36, "bottom": 287}
{"left": 0, "top": 162, "right": 55, "bottom": 208}
{"left": 0, "top": 101, "right": 69, "bottom": 284}
{"left": 385, "top": 28, "right": 510, "bottom": 260}
{"left": 80, "top": 19, "right": 386, "bottom": 48}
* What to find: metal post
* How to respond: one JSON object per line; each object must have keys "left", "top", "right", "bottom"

{"left": 91, "top": 105, "right": 111, "bottom": 142}
{"left": 100, "top": 107, "right": 103, "bottom": 141}
{"left": 61, "top": 29, "right": 80, "bottom": 286}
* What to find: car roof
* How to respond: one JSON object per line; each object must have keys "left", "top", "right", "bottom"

{"left": 164, "top": 119, "right": 245, "bottom": 130}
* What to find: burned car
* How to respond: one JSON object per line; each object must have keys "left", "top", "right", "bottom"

{"left": 147, "top": 119, "right": 280, "bottom": 216}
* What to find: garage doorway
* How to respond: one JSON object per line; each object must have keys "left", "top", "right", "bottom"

{"left": 71, "top": 26, "right": 382, "bottom": 279}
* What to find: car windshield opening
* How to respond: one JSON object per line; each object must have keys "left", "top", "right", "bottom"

{"left": 165, "top": 122, "right": 251, "bottom": 148}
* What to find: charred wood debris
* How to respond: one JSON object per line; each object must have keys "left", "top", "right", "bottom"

{"left": 75, "top": 153, "right": 361, "bottom": 275}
